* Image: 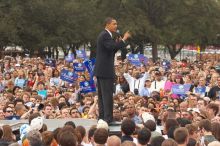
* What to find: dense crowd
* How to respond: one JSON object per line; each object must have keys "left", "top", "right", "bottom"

{"left": 0, "top": 55, "right": 220, "bottom": 146}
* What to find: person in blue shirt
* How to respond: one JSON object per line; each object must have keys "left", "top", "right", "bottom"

{"left": 125, "top": 105, "right": 142, "bottom": 124}
{"left": 193, "top": 77, "right": 209, "bottom": 97}
{"left": 32, "top": 73, "right": 49, "bottom": 100}
{"left": 36, "top": 82, "right": 47, "bottom": 100}
{"left": 14, "top": 70, "right": 26, "bottom": 89}
{"left": 140, "top": 79, "right": 152, "bottom": 97}
{"left": 50, "top": 69, "right": 63, "bottom": 87}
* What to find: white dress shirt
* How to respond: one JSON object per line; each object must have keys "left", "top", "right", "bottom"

{"left": 150, "top": 80, "right": 165, "bottom": 92}
{"left": 124, "top": 72, "right": 149, "bottom": 95}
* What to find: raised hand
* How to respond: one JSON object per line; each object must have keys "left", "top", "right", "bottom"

{"left": 122, "top": 31, "right": 131, "bottom": 41}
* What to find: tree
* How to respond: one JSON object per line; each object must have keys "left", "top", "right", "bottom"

{"left": 154, "top": 0, "right": 220, "bottom": 59}
{"left": 0, "top": 0, "right": 219, "bottom": 60}
{"left": 0, "top": 0, "right": 20, "bottom": 49}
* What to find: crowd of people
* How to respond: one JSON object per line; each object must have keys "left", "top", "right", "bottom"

{"left": 0, "top": 55, "right": 220, "bottom": 146}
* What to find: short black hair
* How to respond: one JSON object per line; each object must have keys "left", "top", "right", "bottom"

{"left": 64, "top": 121, "right": 76, "bottom": 129}
{"left": 150, "top": 136, "right": 165, "bottom": 146}
{"left": 167, "top": 126, "right": 179, "bottom": 139}
{"left": 144, "top": 120, "right": 156, "bottom": 131}
{"left": 13, "top": 86, "right": 21, "bottom": 94}
{"left": 121, "top": 118, "right": 135, "bottom": 136}
{"left": 176, "top": 118, "right": 191, "bottom": 127}
{"left": 137, "top": 128, "right": 151, "bottom": 145}
{"left": 104, "top": 17, "right": 115, "bottom": 26}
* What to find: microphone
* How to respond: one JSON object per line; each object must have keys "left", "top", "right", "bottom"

{"left": 116, "top": 29, "right": 122, "bottom": 37}
{"left": 115, "top": 29, "right": 122, "bottom": 42}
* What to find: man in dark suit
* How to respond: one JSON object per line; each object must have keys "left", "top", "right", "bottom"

{"left": 94, "top": 17, "right": 131, "bottom": 124}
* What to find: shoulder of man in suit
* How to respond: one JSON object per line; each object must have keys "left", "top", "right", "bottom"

{"left": 102, "top": 31, "right": 112, "bottom": 39}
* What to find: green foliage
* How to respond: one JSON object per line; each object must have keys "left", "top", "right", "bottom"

{"left": 0, "top": 0, "right": 219, "bottom": 58}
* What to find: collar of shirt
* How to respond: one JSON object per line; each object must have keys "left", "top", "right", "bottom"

{"left": 105, "top": 29, "right": 112, "bottom": 38}
{"left": 132, "top": 115, "right": 142, "bottom": 124}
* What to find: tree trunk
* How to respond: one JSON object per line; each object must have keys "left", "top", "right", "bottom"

{"left": 52, "top": 47, "right": 55, "bottom": 58}
{"left": 89, "top": 42, "right": 96, "bottom": 59}
{"left": 29, "top": 48, "right": 34, "bottom": 57}
{"left": 48, "top": 47, "right": 52, "bottom": 58}
{"left": 167, "top": 44, "right": 184, "bottom": 59}
{"left": 62, "top": 47, "right": 68, "bottom": 58}
{"left": 55, "top": 47, "right": 59, "bottom": 60}
{"left": 130, "top": 43, "right": 136, "bottom": 54}
{"left": 167, "top": 45, "right": 176, "bottom": 59}
{"left": 38, "top": 48, "right": 45, "bottom": 58}
{"left": 200, "top": 44, "right": 206, "bottom": 52}
{"left": 138, "top": 42, "right": 144, "bottom": 54}
{"left": 70, "top": 45, "right": 76, "bottom": 58}
{"left": 152, "top": 42, "right": 158, "bottom": 62}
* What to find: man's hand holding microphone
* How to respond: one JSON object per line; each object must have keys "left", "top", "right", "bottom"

{"left": 116, "top": 30, "right": 131, "bottom": 43}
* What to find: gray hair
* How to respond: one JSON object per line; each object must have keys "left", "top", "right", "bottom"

{"left": 26, "top": 130, "right": 43, "bottom": 146}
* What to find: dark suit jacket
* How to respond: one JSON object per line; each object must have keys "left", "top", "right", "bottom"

{"left": 94, "top": 30, "right": 126, "bottom": 78}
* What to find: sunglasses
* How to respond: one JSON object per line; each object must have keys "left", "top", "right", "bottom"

{"left": 6, "top": 110, "right": 13, "bottom": 113}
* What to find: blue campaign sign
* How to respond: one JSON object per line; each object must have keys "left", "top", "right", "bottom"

{"left": 65, "top": 53, "right": 75, "bottom": 62}
{"left": 142, "top": 56, "right": 148, "bottom": 65}
{"left": 128, "top": 54, "right": 141, "bottom": 66}
{"left": 128, "top": 54, "right": 147, "bottom": 66}
{"left": 83, "top": 58, "right": 96, "bottom": 75}
{"left": 60, "top": 69, "right": 78, "bottom": 83}
{"left": 161, "top": 60, "right": 171, "bottom": 70}
{"left": 195, "top": 86, "right": 206, "bottom": 95}
{"left": 73, "top": 63, "right": 85, "bottom": 72}
{"left": 45, "top": 58, "right": 56, "bottom": 67}
{"left": 172, "top": 84, "right": 191, "bottom": 95}
{"left": 80, "top": 80, "right": 96, "bottom": 93}
{"left": 76, "top": 50, "right": 87, "bottom": 59}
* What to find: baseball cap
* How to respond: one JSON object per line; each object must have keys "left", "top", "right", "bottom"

{"left": 29, "top": 117, "right": 43, "bottom": 131}
{"left": 97, "top": 119, "right": 109, "bottom": 131}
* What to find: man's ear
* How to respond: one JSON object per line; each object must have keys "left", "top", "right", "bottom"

{"left": 186, "top": 136, "right": 189, "bottom": 144}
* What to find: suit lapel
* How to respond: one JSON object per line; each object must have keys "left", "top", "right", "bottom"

{"left": 104, "top": 29, "right": 113, "bottom": 39}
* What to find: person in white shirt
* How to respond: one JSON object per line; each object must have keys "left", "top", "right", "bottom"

{"left": 124, "top": 69, "right": 149, "bottom": 95}
{"left": 150, "top": 71, "right": 165, "bottom": 92}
